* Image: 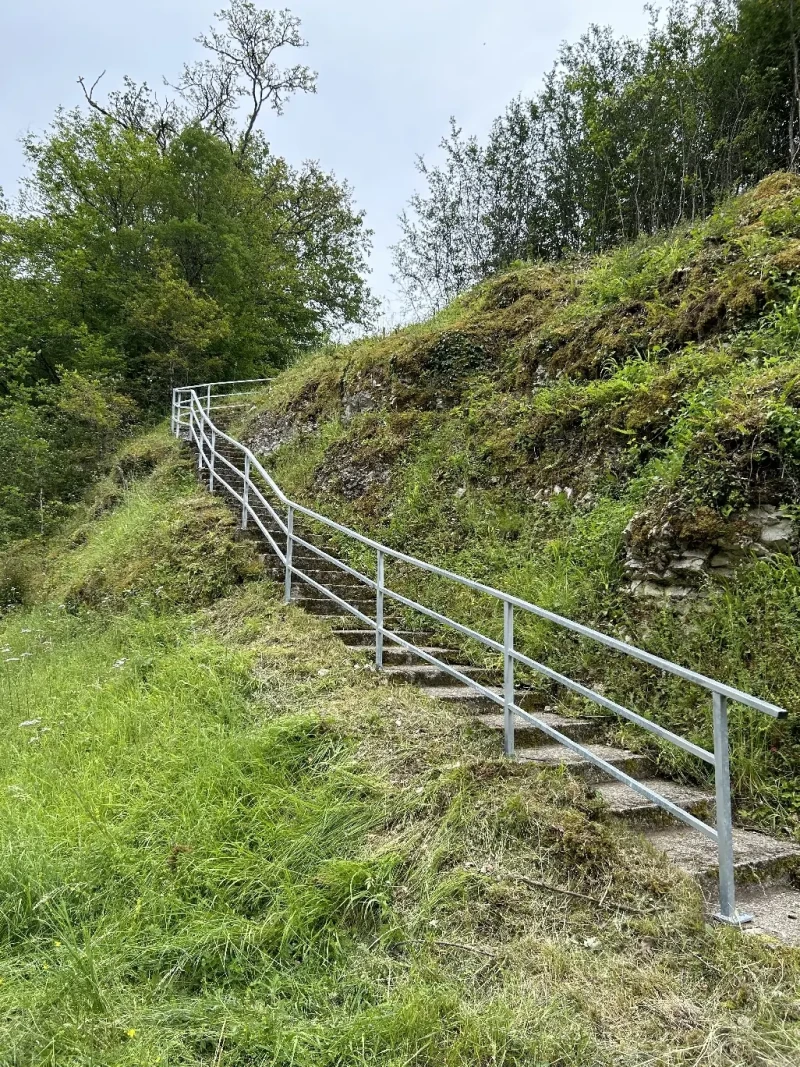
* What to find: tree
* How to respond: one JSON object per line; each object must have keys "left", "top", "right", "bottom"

{"left": 6, "top": 114, "right": 370, "bottom": 405}
{"left": 392, "top": 0, "right": 800, "bottom": 314}
{"left": 0, "top": 2, "right": 372, "bottom": 542}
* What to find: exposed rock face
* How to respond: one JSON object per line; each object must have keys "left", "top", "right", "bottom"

{"left": 315, "top": 459, "right": 391, "bottom": 502}
{"left": 246, "top": 413, "right": 317, "bottom": 458}
{"left": 342, "top": 388, "right": 380, "bottom": 422}
{"left": 624, "top": 504, "right": 796, "bottom": 598}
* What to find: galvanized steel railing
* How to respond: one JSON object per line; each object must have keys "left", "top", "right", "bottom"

{"left": 172, "top": 380, "right": 788, "bottom": 926}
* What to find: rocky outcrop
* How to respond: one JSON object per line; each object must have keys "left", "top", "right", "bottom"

{"left": 624, "top": 504, "right": 796, "bottom": 599}
{"left": 246, "top": 412, "right": 318, "bottom": 458}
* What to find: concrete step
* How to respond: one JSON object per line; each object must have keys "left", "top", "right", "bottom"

{"left": 418, "top": 684, "right": 546, "bottom": 716}
{"left": 476, "top": 710, "right": 608, "bottom": 747}
{"left": 731, "top": 884, "right": 800, "bottom": 945}
{"left": 592, "top": 777, "right": 715, "bottom": 828}
{"left": 382, "top": 663, "right": 494, "bottom": 687}
{"left": 378, "top": 645, "right": 465, "bottom": 666}
{"left": 296, "top": 595, "right": 377, "bottom": 616}
{"left": 291, "top": 581, "right": 374, "bottom": 602}
{"left": 333, "top": 628, "right": 438, "bottom": 647}
{"left": 515, "top": 742, "right": 655, "bottom": 784}
{"left": 643, "top": 825, "right": 800, "bottom": 884}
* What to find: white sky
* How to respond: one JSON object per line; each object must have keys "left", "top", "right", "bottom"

{"left": 0, "top": 1, "right": 651, "bottom": 315}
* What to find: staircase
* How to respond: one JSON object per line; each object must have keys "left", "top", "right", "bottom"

{"left": 182, "top": 395, "right": 800, "bottom": 945}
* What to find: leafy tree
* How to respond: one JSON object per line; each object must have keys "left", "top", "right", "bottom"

{"left": 0, "top": 2, "right": 372, "bottom": 543}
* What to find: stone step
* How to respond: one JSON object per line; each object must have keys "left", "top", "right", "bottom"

{"left": 642, "top": 825, "right": 800, "bottom": 884}
{"left": 730, "top": 884, "right": 800, "bottom": 945}
{"left": 476, "top": 710, "right": 608, "bottom": 747}
{"left": 378, "top": 645, "right": 466, "bottom": 667}
{"left": 382, "top": 663, "right": 493, "bottom": 688}
{"left": 294, "top": 580, "right": 375, "bottom": 597}
{"left": 591, "top": 777, "right": 715, "bottom": 827}
{"left": 333, "top": 628, "right": 438, "bottom": 647}
{"left": 296, "top": 595, "right": 377, "bottom": 614}
{"left": 515, "top": 742, "right": 654, "bottom": 784}
{"left": 418, "top": 684, "right": 546, "bottom": 715}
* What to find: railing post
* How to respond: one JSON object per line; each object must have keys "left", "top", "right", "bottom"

{"left": 209, "top": 430, "right": 216, "bottom": 492}
{"left": 712, "top": 693, "right": 751, "bottom": 925}
{"left": 503, "top": 601, "right": 515, "bottom": 757}
{"left": 206, "top": 384, "right": 212, "bottom": 414}
{"left": 195, "top": 407, "right": 204, "bottom": 470}
{"left": 171, "top": 389, "right": 177, "bottom": 436}
{"left": 376, "top": 549, "right": 385, "bottom": 669}
{"left": 241, "top": 454, "right": 250, "bottom": 530}
{"left": 284, "top": 506, "right": 294, "bottom": 604}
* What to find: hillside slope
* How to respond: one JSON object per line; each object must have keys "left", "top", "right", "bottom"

{"left": 239, "top": 173, "right": 800, "bottom": 835}
{"left": 2, "top": 427, "right": 800, "bottom": 1064}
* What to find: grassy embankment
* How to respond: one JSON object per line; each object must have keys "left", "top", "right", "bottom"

{"left": 237, "top": 173, "right": 800, "bottom": 837}
{"left": 1, "top": 429, "right": 799, "bottom": 1064}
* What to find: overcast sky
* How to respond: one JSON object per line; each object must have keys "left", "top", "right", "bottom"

{"left": 0, "top": 1, "right": 651, "bottom": 316}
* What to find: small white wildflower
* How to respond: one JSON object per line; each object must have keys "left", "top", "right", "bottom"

{"left": 20, "top": 653, "right": 32, "bottom": 658}
{"left": 112, "top": 659, "right": 126, "bottom": 669}
{"left": 19, "top": 719, "right": 41, "bottom": 728}
{"left": 20, "top": 629, "right": 31, "bottom": 634}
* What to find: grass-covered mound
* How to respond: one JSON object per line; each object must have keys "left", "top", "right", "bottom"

{"left": 238, "top": 173, "right": 800, "bottom": 836}
{"left": 2, "top": 427, "right": 800, "bottom": 1064}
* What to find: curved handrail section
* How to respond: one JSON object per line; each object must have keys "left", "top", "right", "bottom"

{"left": 172, "top": 379, "right": 789, "bottom": 926}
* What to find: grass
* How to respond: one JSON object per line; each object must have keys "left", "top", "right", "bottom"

{"left": 2, "top": 429, "right": 800, "bottom": 1064}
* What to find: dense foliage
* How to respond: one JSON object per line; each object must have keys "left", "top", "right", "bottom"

{"left": 0, "top": 1, "right": 371, "bottom": 545}
{"left": 394, "top": 0, "right": 800, "bottom": 311}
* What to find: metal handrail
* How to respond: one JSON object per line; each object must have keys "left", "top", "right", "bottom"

{"left": 173, "top": 380, "right": 790, "bottom": 926}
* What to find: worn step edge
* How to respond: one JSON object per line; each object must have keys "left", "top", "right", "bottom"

{"left": 382, "top": 664, "right": 493, "bottom": 687}
{"left": 333, "top": 629, "right": 437, "bottom": 647}
{"left": 592, "top": 777, "right": 715, "bottom": 828}
{"left": 643, "top": 824, "right": 800, "bottom": 884}
{"left": 515, "top": 742, "right": 654, "bottom": 784}
{"left": 477, "top": 710, "right": 608, "bottom": 747}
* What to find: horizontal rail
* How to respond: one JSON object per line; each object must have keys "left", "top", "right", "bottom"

{"left": 175, "top": 377, "right": 275, "bottom": 390}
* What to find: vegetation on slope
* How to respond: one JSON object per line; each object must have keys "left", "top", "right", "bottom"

{"left": 239, "top": 173, "right": 800, "bottom": 835}
{"left": 1, "top": 428, "right": 800, "bottom": 1065}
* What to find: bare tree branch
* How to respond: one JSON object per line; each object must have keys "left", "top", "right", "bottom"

{"left": 78, "top": 3, "right": 316, "bottom": 161}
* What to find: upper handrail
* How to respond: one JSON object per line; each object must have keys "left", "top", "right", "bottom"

{"left": 178, "top": 386, "right": 786, "bottom": 720}
{"left": 175, "top": 377, "right": 275, "bottom": 390}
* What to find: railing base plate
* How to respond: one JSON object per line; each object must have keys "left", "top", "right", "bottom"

{"left": 713, "top": 911, "right": 754, "bottom": 927}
